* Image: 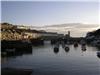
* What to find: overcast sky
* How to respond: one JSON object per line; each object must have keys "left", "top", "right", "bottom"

{"left": 1, "top": 1, "right": 100, "bottom": 26}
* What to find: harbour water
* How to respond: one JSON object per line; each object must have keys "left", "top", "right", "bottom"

{"left": 1, "top": 41, "right": 100, "bottom": 75}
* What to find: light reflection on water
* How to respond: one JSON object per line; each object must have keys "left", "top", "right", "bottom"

{"left": 1, "top": 42, "right": 100, "bottom": 75}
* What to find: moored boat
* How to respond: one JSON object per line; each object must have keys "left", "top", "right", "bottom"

{"left": 97, "top": 51, "right": 100, "bottom": 58}
{"left": 64, "top": 45, "right": 70, "bottom": 52}
{"left": 80, "top": 40, "right": 86, "bottom": 46}
{"left": 74, "top": 42, "right": 78, "bottom": 47}
{"left": 81, "top": 46, "right": 86, "bottom": 51}
{"left": 54, "top": 43, "right": 59, "bottom": 53}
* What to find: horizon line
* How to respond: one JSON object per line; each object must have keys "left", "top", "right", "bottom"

{"left": 1, "top": 22, "right": 100, "bottom": 27}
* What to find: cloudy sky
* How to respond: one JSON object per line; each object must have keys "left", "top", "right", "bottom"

{"left": 38, "top": 23, "right": 99, "bottom": 37}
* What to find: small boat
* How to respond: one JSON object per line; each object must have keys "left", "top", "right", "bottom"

{"left": 74, "top": 42, "right": 78, "bottom": 47}
{"left": 54, "top": 47, "right": 59, "bottom": 53}
{"left": 82, "top": 43, "right": 86, "bottom": 46}
{"left": 54, "top": 44, "right": 59, "bottom": 53}
{"left": 97, "top": 51, "right": 100, "bottom": 58}
{"left": 80, "top": 40, "right": 86, "bottom": 46}
{"left": 64, "top": 45, "right": 70, "bottom": 52}
{"left": 61, "top": 41, "right": 65, "bottom": 48}
{"left": 81, "top": 46, "right": 86, "bottom": 51}
{"left": 67, "top": 41, "right": 70, "bottom": 45}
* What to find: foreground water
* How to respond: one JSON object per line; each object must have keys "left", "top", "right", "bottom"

{"left": 1, "top": 41, "right": 100, "bottom": 75}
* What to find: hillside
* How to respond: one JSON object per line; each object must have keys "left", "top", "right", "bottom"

{"left": 86, "top": 29, "right": 100, "bottom": 47}
{"left": 1, "top": 23, "right": 42, "bottom": 40}
{"left": 86, "top": 29, "right": 100, "bottom": 38}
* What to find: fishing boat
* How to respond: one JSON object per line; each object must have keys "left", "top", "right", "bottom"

{"left": 54, "top": 43, "right": 59, "bottom": 53}
{"left": 64, "top": 45, "right": 69, "bottom": 52}
{"left": 97, "top": 51, "right": 100, "bottom": 58}
{"left": 80, "top": 40, "right": 86, "bottom": 46}
{"left": 81, "top": 46, "right": 86, "bottom": 51}
{"left": 74, "top": 42, "right": 78, "bottom": 47}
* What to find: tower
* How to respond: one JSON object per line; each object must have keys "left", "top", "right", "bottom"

{"left": 68, "top": 31, "right": 70, "bottom": 37}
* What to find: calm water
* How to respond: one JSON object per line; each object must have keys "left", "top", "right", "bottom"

{"left": 1, "top": 41, "right": 100, "bottom": 75}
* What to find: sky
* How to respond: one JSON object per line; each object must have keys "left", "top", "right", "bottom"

{"left": 1, "top": 1, "right": 100, "bottom": 26}
{"left": 1, "top": 0, "right": 100, "bottom": 2}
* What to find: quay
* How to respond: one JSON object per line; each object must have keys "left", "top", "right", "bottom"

{"left": 1, "top": 40, "right": 32, "bottom": 51}
{"left": 1, "top": 40, "right": 32, "bottom": 57}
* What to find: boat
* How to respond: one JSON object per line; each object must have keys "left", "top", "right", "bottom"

{"left": 54, "top": 47, "right": 59, "bottom": 53}
{"left": 82, "top": 43, "right": 86, "bottom": 46}
{"left": 54, "top": 46, "right": 59, "bottom": 50}
{"left": 61, "top": 41, "right": 65, "bottom": 48}
{"left": 97, "top": 51, "right": 100, "bottom": 58}
{"left": 64, "top": 45, "right": 70, "bottom": 52}
{"left": 74, "top": 42, "right": 78, "bottom": 47}
{"left": 54, "top": 44, "right": 59, "bottom": 53}
{"left": 81, "top": 46, "right": 86, "bottom": 51}
{"left": 80, "top": 40, "right": 86, "bottom": 46}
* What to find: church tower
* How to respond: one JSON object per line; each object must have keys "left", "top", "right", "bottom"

{"left": 68, "top": 31, "right": 70, "bottom": 37}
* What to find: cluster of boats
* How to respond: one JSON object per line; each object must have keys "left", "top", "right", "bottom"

{"left": 53, "top": 41, "right": 70, "bottom": 53}
{"left": 53, "top": 40, "right": 100, "bottom": 59}
{"left": 74, "top": 40, "right": 87, "bottom": 51}
{"left": 53, "top": 40, "right": 87, "bottom": 53}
